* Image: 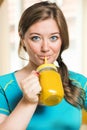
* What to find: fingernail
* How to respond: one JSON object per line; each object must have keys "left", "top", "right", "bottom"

{"left": 36, "top": 72, "right": 39, "bottom": 76}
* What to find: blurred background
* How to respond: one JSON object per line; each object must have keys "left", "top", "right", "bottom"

{"left": 0, "top": 0, "right": 87, "bottom": 129}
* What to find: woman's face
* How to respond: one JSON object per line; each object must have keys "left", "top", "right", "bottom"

{"left": 23, "top": 18, "right": 62, "bottom": 66}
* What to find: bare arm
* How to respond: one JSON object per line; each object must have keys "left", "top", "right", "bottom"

{"left": 0, "top": 71, "right": 41, "bottom": 130}
{"left": 0, "top": 98, "right": 38, "bottom": 130}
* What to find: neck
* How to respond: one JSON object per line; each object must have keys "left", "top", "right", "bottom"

{"left": 25, "top": 61, "right": 38, "bottom": 72}
{"left": 15, "top": 61, "right": 39, "bottom": 83}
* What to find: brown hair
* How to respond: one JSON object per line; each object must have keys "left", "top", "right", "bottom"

{"left": 18, "top": 1, "right": 85, "bottom": 108}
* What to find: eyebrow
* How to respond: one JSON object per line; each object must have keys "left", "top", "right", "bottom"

{"left": 28, "top": 32, "right": 60, "bottom": 36}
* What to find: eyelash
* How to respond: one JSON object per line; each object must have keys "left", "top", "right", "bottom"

{"left": 31, "top": 36, "right": 40, "bottom": 41}
{"left": 30, "top": 35, "right": 60, "bottom": 42}
{"left": 50, "top": 36, "right": 58, "bottom": 41}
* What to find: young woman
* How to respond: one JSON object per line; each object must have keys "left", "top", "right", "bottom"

{"left": 0, "top": 1, "right": 87, "bottom": 130}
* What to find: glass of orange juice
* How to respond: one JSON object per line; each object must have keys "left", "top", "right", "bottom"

{"left": 36, "top": 57, "right": 64, "bottom": 106}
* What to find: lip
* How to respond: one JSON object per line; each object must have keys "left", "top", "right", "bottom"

{"left": 39, "top": 55, "right": 51, "bottom": 60}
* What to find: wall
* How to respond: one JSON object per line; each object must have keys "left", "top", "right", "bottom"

{"left": 0, "top": 0, "right": 10, "bottom": 74}
{"left": 82, "top": 0, "right": 87, "bottom": 76}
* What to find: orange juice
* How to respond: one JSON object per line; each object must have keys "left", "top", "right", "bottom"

{"left": 36, "top": 59, "right": 64, "bottom": 106}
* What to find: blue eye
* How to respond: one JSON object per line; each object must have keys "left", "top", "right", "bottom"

{"left": 31, "top": 36, "right": 40, "bottom": 41}
{"left": 50, "top": 36, "right": 58, "bottom": 41}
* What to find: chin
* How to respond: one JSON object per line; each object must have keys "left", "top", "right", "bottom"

{"left": 48, "top": 59, "right": 55, "bottom": 64}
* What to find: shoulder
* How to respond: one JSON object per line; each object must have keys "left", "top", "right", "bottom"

{"left": 69, "top": 71, "right": 87, "bottom": 81}
{"left": 69, "top": 71, "right": 87, "bottom": 110}
{"left": 0, "top": 72, "right": 15, "bottom": 89}
{"left": 69, "top": 71, "right": 87, "bottom": 89}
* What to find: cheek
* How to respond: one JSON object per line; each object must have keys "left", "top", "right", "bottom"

{"left": 27, "top": 43, "right": 40, "bottom": 54}
{"left": 52, "top": 42, "right": 62, "bottom": 54}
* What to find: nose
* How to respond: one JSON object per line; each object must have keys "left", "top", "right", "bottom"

{"left": 41, "top": 39, "right": 49, "bottom": 52}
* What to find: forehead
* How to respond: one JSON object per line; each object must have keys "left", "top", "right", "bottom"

{"left": 27, "top": 18, "right": 60, "bottom": 34}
